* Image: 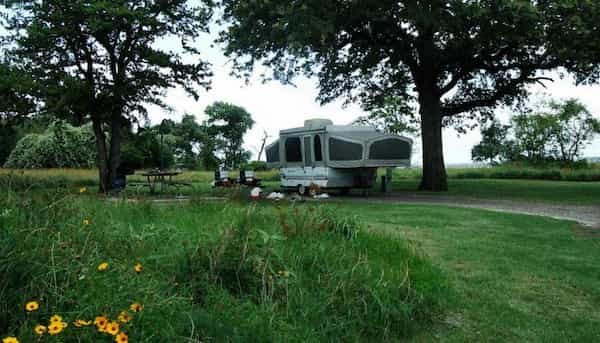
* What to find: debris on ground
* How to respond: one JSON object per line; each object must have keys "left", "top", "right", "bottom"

{"left": 267, "top": 192, "right": 285, "bottom": 200}
{"left": 313, "top": 193, "right": 330, "bottom": 199}
{"left": 250, "top": 187, "right": 262, "bottom": 200}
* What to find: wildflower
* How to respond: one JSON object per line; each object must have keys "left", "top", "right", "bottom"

{"left": 98, "top": 262, "right": 109, "bottom": 271}
{"left": 117, "top": 311, "right": 132, "bottom": 323}
{"left": 94, "top": 316, "right": 108, "bottom": 332}
{"left": 134, "top": 262, "right": 142, "bottom": 273}
{"left": 106, "top": 321, "right": 120, "bottom": 336}
{"left": 25, "top": 301, "right": 39, "bottom": 312}
{"left": 83, "top": 219, "right": 90, "bottom": 225}
{"left": 34, "top": 325, "right": 47, "bottom": 335}
{"left": 60, "top": 322, "right": 68, "bottom": 328}
{"left": 48, "top": 322, "right": 64, "bottom": 335}
{"left": 50, "top": 314, "right": 63, "bottom": 323}
{"left": 277, "top": 270, "right": 290, "bottom": 278}
{"left": 79, "top": 187, "right": 87, "bottom": 193}
{"left": 129, "top": 302, "right": 143, "bottom": 313}
{"left": 115, "top": 332, "right": 128, "bottom": 343}
{"left": 73, "top": 319, "right": 92, "bottom": 328}
{"left": 2, "top": 337, "right": 19, "bottom": 343}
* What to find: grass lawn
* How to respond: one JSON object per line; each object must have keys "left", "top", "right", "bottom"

{"left": 2, "top": 182, "right": 599, "bottom": 341}
{"left": 351, "top": 203, "right": 600, "bottom": 341}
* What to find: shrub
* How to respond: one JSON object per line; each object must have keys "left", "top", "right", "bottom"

{"left": 4, "top": 121, "right": 96, "bottom": 169}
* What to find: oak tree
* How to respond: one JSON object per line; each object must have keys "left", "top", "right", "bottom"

{"left": 215, "top": 0, "right": 600, "bottom": 190}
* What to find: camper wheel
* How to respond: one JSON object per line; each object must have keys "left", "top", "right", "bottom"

{"left": 298, "top": 184, "right": 306, "bottom": 195}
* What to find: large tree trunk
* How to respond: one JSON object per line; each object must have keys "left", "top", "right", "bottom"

{"left": 92, "top": 119, "right": 110, "bottom": 193}
{"left": 107, "top": 113, "right": 122, "bottom": 190}
{"left": 418, "top": 92, "right": 448, "bottom": 191}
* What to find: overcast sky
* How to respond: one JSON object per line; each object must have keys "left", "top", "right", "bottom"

{"left": 150, "top": 29, "right": 600, "bottom": 166}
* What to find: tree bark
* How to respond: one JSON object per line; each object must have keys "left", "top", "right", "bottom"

{"left": 418, "top": 92, "right": 448, "bottom": 191}
{"left": 92, "top": 119, "right": 109, "bottom": 193}
{"left": 107, "top": 113, "right": 122, "bottom": 190}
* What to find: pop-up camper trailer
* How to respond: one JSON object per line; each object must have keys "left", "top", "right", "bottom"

{"left": 266, "top": 119, "right": 412, "bottom": 194}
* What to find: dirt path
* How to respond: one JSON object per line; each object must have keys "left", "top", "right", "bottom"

{"left": 337, "top": 192, "right": 600, "bottom": 227}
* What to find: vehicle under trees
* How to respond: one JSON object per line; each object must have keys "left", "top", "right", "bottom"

{"left": 214, "top": 0, "right": 600, "bottom": 191}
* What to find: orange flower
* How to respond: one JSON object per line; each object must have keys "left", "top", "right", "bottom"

{"left": 117, "top": 311, "right": 132, "bottom": 323}
{"left": 48, "top": 322, "right": 64, "bottom": 335}
{"left": 98, "top": 262, "right": 109, "bottom": 271}
{"left": 34, "top": 325, "right": 46, "bottom": 335}
{"left": 49, "top": 315, "right": 63, "bottom": 323}
{"left": 94, "top": 316, "right": 108, "bottom": 332}
{"left": 130, "top": 302, "right": 143, "bottom": 313}
{"left": 134, "top": 263, "right": 142, "bottom": 273}
{"left": 106, "top": 321, "right": 120, "bottom": 336}
{"left": 25, "top": 301, "right": 39, "bottom": 312}
{"left": 115, "top": 332, "right": 128, "bottom": 343}
{"left": 73, "top": 319, "right": 92, "bottom": 328}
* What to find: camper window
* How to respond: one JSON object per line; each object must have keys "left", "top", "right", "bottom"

{"left": 369, "top": 138, "right": 410, "bottom": 160}
{"left": 285, "top": 137, "right": 302, "bottom": 162}
{"left": 329, "top": 137, "right": 363, "bottom": 161}
{"left": 314, "top": 135, "right": 323, "bottom": 161}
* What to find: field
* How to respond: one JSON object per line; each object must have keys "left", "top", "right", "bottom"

{"left": 1, "top": 168, "right": 600, "bottom": 342}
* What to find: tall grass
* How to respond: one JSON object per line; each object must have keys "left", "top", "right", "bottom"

{"left": 1, "top": 186, "right": 447, "bottom": 341}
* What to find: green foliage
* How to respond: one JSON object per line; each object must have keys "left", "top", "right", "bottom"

{"left": 205, "top": 101, "right": 255, "bottom": 169}
{"left": 472, "top": 120, "right": 511, "bottom": 165}
{"left": 354, "top": 96, "right": 420, "bottom": 135}
{"left": 547, "top": 99, "right": 600, "bottom": 161}
{"left": 472, "top": 98, "right": 599, "bottom": 165}
{"left": 242, "top": 160, "right": 269, "bottom": 171}
{"left": 4, "top": 121, "right": 96, "bottom": 169}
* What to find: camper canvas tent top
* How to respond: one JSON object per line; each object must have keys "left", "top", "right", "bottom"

{"left": 266, "top": 119, "right": 412, "bottom": 194}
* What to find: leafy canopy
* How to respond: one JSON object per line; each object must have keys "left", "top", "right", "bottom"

{"left": 217, "top": 0, "right": 600, "bottom": 120}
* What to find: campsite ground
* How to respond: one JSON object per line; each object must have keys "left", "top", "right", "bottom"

{"left": 1, "top": 168, "right": 599, "bottom": 341}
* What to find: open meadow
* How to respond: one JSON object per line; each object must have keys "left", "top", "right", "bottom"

{"left": 1, "top": 168, "right": 599, "bottom": 342}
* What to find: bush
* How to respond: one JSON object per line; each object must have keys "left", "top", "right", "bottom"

{"left": 242, "top": 160, "right": 269, "bottom": 171}
{"left": 4, "top": 121, "right": 96, "bottom": 169}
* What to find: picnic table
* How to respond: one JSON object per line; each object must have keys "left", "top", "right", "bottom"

{"left": 138, "top": 170, "right": 190, "bottom": 194}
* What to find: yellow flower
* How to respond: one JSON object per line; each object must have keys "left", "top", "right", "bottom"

{"left": 117, "top": 311, "right": 132, "bottom": 323}
{"left": 129, "top": 302, "right": 144, "bottom": 313}
{"left": 98, "top": 262, "right": 109, "bottom": 272}
{"left": 106, "top": 321, "right": 120, "bottom": 336}
{"left": 134, "top": 263, "right": 142, "bottom": 273}
{"left": 49, "top": 314, "right": 63, "bottom": 323}
{"left": 34, "top": 324, "right": 47, "bottom": 335}
{"left": 115, "top": 332, "right": 128, "bottom": 343}
{"left": 2, "top": 337, "right": 19, "bottom": 343}
{"left": 25, "top": 301, "right": 39, "bottom": 312}
{"left": 83, "top": 218, "right": 90, "bottom": 225}
{"left": 73, "top": 319, "right": 92, "bottom": 328}
{"left": 79, "top": 187, "right": 87, "bottom": 193}
{"left": 48, "top": 322, "right": 64, "bottom": 335}
{"left": 94, "top": 316, "right": 108, "bottom": 332}
{"left": 60, "top": 322, "right": 68, "bottom": 328}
